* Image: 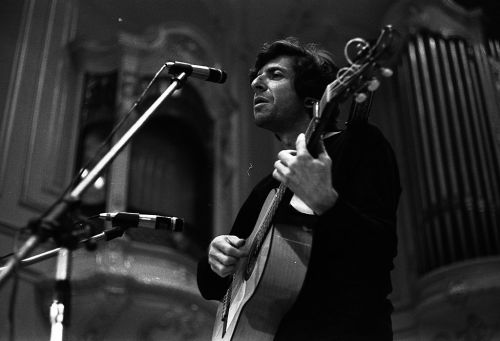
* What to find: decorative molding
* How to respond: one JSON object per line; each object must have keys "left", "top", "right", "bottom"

{"left": 427, "top": 313, "right": 499, "bottom": 340}
{"left": 417, "top": 256, "right": 500, "bottom": 306}
{"left": 414, "top": 257, "right": 500, "bottom": 335}
{"left": 117, "top": 23, "right": 239, "bottom": 233}
{"left": 33, "top": 239, "right": 216, "bottom": 340}
{"left": 137, "top": 303, "right": 214, "bottom": 340}
{"left": 118, "top": 24, "right": 215, "bottom": 75}
{"left": 69, "top": 22, "right": 241, "bottom": 232}
{"left": 384, "top": 0, "right": 484, "bottom": 43}
{"left": 411, "top": 258, "right": 500, "bottom": 340}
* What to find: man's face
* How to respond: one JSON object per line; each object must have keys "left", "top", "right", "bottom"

{"left": 251, "top": 56, "right": 306, "bottom": 134}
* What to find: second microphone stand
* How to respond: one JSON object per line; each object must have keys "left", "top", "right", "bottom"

{"left": 0, "top": 71, "right": 189, "bottom": 341}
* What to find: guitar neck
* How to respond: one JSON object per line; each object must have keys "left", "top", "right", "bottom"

{"left": 252, "top": 182, "right": 288, "bottom": 245}
{"left": 304, "top": 100, "right": 339, "bottom": 158}
{"left": 346, "top": 91, "right": 374, "bottom": 125}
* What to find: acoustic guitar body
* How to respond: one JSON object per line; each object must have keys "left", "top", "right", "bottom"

{"left": 212, "top": 190, "right": 313, "bottom": 340}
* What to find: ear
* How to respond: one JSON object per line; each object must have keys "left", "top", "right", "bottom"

{"left": 304, "top": 97, "right": 316, "bottom": 108}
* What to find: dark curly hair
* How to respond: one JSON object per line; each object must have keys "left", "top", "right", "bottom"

{"left": 249, "top": 37, "right": 339, "bottom": 102}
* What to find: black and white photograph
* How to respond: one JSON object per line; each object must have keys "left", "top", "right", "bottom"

{"left": 0, "top": 0, "right": 499, "bottom": 340}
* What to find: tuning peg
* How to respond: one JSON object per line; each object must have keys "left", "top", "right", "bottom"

{"left": 355, "top": 92, "right": 368, "bottom": 103}
{"left": 367, "top": 78, "right": 380, "bottom": 92}
{"left": 380, "top": 67, "right": 393, "bottom": 77}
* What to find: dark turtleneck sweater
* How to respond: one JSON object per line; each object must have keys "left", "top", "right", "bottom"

{"left": 197, "top": 123, "right": 401, "bottom": 340}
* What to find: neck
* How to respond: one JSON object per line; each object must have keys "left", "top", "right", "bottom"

{"left": 276, "top": 115, "right": 311, "bottom": 149}
{"left": 276, "top": 132, "right": 299, "bottom": 149}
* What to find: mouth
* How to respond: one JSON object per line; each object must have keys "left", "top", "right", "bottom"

{"left": 253, "top": 96, "right": 269, "bottom": 106}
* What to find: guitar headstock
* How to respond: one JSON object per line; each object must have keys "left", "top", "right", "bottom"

{"left": 306, "top": 25, "right": 400, "bottom": 155}
{"left": 320, "top": 25, "right": 400, "bottom": 110}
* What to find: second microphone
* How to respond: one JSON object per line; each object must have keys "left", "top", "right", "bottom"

{"left": 99, "top": 212, "right": 183, "bottom": 232}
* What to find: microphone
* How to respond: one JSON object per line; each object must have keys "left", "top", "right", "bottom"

{"left": 99, "top": 212, "right": 183, "bottom": 232}
{"left": 166, "top": 61, "right": 227, "bottom": 84}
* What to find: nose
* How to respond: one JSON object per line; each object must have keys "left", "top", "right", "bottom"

{"left": 251, "top": 74, "right": 266, "bottom": 92}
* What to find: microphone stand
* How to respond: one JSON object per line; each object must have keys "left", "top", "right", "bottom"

{"left": 0, "top": 71, "right": 189, "bottom": 341}
{"left": 0, "top": 226, "right": 128, "bottom": 272}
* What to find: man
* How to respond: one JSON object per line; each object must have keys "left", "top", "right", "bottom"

{"left": 197, "top": 37, "right": 401, "bottom": 340}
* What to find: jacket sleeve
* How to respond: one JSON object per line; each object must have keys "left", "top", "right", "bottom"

{"left": 196, "top": 175, "right": 277, "bottom": 301}
{"left": 196, "top": 255, "right": 232, "bottom": 301}
{"left": 316, "top": 124, "right": 401, "bottom": 261}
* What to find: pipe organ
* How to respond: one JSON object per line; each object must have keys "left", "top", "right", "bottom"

{"left": 397, "top": 32, "right": 500, "bottom": 275}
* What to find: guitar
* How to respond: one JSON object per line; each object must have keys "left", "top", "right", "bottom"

{"left": 212, "top": 25, "right": 398, "bottom": 341}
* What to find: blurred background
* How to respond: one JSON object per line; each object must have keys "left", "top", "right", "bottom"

{"left": 0, "top": 0, "right": 499, "bottom": 340}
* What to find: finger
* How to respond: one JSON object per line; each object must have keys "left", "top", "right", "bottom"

{"left": 225, "top": 235, "right": 245, "bottom": 248}
{"left": 277, "top": 149, "right": 296, "bottom": 165}
{"left": 274, "top": 160, "right": 290, "bottom": 177}
{"left": 295, "top": 133, "right": 308, "bottom": 155}
{"left": 218, "top": 236, "right": 247, "bottom": 258}
{"left": 272, "top": 168, "right": 286, "bottom": 184}
{"left": 224, "top": 235, "right": 249, "bottom": 257}
{"left": 211, "top": 250, "right": 239, "bottom": 266}
{"left": 209, "top": 258, "right": 236, "bottom": 278}
{"left": 277, "top": 149, "right": 296, "bottom": 156}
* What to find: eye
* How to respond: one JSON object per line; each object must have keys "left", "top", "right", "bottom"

{"left": 270, "top": 70, "right": 284, "bottom": 79}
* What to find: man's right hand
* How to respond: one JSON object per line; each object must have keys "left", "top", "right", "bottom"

{"left": 208, "top": 235, "right": 247, "bottom": 278}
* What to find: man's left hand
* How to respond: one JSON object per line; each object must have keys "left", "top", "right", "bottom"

{"left": 273, "top": 133, "right": 338, "bottom": 215}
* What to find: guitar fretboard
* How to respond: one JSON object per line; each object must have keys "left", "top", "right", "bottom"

{"left": 244, "top": 184, "right": 286, "bottom": 280}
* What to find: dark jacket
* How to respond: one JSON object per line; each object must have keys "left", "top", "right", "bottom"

{"left": 197, "top": 123, "right": 401, "bottom": 340}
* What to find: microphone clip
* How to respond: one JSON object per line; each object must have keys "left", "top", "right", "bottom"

{"left": 165, "top": 61, "right": 227, "bottom": 84}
